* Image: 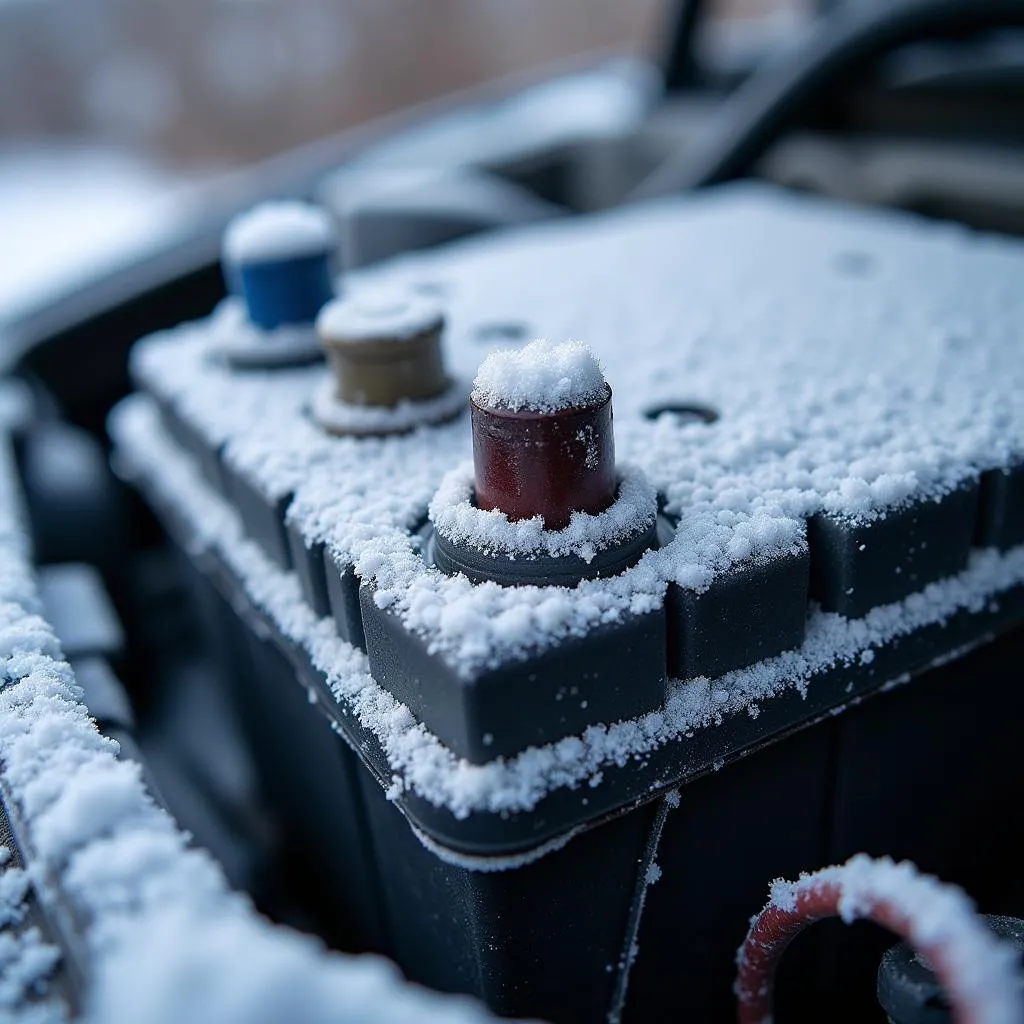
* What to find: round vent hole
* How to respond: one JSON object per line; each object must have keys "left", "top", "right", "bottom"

{"left": 834, "top": 250, "right": 876, "bottom": 277}
{"left": 474, "top": 322, "right": 531, "bottom": 344}
{"left": 643, "top": 403, "right": 719, "bottom": 426}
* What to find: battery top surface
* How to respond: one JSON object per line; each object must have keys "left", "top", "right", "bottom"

{"left": 119, "top": 183, "right": 1024, "bottom": 835}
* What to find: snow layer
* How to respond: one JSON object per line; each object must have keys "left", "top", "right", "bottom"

{"left": 209, "top": 298, "right": 324, "bottom": 368}
{"left": 0, "top": 431, "right": 514, "bottom": 1022}
{"left": 472, "top": 339, "right": 607, "bottom": 414}
{"left": 111, "top": 396, "right": 1024, "bottom": 819}
{"left": 130, "top": 297, "right": 324, "bottom": 456}
{"left": 0, "top": 847, "right": 63, "bottom": 1022}
{"left": 763, "top": 855, "right": 1022, "bottom": 1024}
{"left": 222, "top": 200, "right": 335, "bottom": 265}
{"left": 88, "top": 906, "right": 514, "bottom": 1024}
{"left": 311, "top": 377, "right": 468, "bottom": 436}
{"left": 317, "top": 292, "right": 443, "bottom": 344}
{"left": 429, "top": 462, "right": 656, "bottom": 562}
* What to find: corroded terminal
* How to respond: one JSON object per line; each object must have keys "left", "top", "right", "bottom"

{"left": 470, "top": 339, "right": 616, "bottom": 531}
{"left": 312, "top": 291, "right": 465, "bottom": 435}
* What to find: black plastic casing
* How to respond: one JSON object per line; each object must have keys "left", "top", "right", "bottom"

{"left": 361, "top": 584, "right": 667, "bottom": 763}
{"left": 809, "top": 483, "right": 979, "bottom": 619}
{"left": 222, "top": 460, "right": 293, "bottom": 571}
{"left": 977, "top": 464, "right": 1024, "bottom": 551}
{"left": 286, "top": 520, "right": 332, "bottom": 619}
{"left": 668, "top": 545, "right": 810, "bottom": 681}
{"left": 325, "top": 552, "right": 366, "bottom": 651}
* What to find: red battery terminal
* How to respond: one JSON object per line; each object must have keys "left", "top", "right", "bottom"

{"left": 470, "top": 339, "right": 616, "bottom": 532}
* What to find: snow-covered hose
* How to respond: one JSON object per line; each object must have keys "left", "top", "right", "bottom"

{"left": 735, "top": 854, "right": 1023, "bottom": 1024}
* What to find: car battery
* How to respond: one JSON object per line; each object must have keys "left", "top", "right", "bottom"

{"left": 111, "top": 186, "right": 1024, "bottom": 1022}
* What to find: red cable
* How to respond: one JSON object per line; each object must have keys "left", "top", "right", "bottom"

{"left": 735, "top": 860, "right": 1019, "bottom": 1024}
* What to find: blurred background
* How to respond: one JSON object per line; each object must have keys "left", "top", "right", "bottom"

{"left": 0, "top": 0, "right": 811, "bottom": 167}
{"left": 0, "top": 0, "right": 808, "bottom": 319}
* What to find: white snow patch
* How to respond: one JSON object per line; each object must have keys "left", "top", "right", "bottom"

{"left": 0, "top": 852, "right": 30, "bottom": 931}
{"left": 0, "top": 924, "right": 62, "bottom": 1020}
{"left": 209, "top": 298, "right": 324, "bottom": 367}
{"left": 312, "top": 377, "right": 469, "bottom": 437}
{"left": 472, "top": 340, "right": 607, "bottom": 414}
{"left": 317, "top": 292, "right": 443, "bottom": 344}
{"left": 429, "top": 462, "right": 655, "bottom": 561}
{"left": 86, "top": 904, "right": 509, "bottom": 1024}
{"left": 222, "top": 200, "right": 335, "bottom": 265}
